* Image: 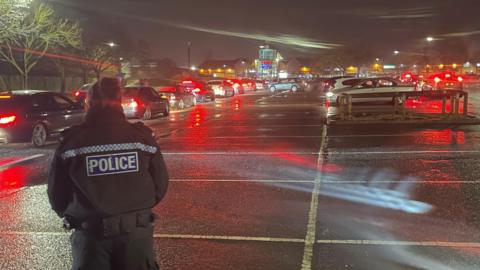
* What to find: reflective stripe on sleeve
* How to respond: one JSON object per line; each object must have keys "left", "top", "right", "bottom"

{"left": 61, "top": 142, "right": 158, "bottom": 160}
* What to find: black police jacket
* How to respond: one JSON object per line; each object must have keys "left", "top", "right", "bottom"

{"left": 48, "top": 106, "right": 169, "bottom": 220}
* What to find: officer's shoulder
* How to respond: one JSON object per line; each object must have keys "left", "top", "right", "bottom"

{"left": 60, "top": 125, "right": 83, "bottom": 142}
{"left": 131, "top": 122, "right": 155, "bottom": 138}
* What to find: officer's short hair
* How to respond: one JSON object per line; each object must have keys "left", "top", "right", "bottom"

{"left": 88, "top": 78, "right": 122, "bottom": 108}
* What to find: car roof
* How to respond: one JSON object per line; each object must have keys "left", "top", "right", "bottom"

{"left": 9, "top": 90, "right": 49, "bottom": 95}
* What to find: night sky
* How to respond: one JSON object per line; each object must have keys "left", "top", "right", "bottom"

{"left": 48, "top": 0, "right": 480, "bottom": 66}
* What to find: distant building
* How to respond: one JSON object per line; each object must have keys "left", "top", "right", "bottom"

{"left": 255, "top": 45, "right": 283, "bottom": 79}
{"left": 198, "top": 59, "right": 252, "bottom": 78}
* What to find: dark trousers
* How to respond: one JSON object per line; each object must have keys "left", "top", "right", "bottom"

{"left": 71, "top": 225, "right": 159, "bottom": 270}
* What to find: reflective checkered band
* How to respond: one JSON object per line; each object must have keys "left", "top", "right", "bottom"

{"left": 61, "top": 143, "right": 157, "bottom": 160}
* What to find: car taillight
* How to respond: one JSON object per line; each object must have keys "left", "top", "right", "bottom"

{"left": 233, "top": 83, "right": 240, "bottom": 88}
{"left": 193, "top": 88, "right": 201, "bottom": 93}
{"left": 182, "top": 80, "right": 193, "bottom": 84}
{"left": 445, "top": 73, "right": 451, "bottom": 78}
{"left": 434, "top": 77, "right": 441, "bottom": 83}
{"left": 0, "top": 115, "right": 16, "bottom": 125}
{"left": 170, "top": 95, "right": 176, "bottom": 100}
{"left": 128, "top": 100, "right": 138, "bottom": 108}
{"left": 458, "top": 76, "right": 463, "bottom": 82}
{"left": 74, "top": 91, "right": 80, "bottom": 97}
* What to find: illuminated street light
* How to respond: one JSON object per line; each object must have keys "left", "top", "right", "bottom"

{"left": 107, "top": 42, "right": 117, "bottom": 47}
{"left": 393, "top": 50, "right": 400, "bottom": 55}
{"left": 426, "top": 36, "right": 434, "bottom": 42}
{"left": 190, "top": 66, "right": 197, "bottom": 71}
{"left": 375, "top": 58, "right": 380, "bottom": 62}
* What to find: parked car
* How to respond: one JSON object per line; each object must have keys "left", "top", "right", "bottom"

{"left": 422, "top": 72, "right": 464, "bottom": 91}
{"left": 180, "top": 80, "right": 216, "bottom": 103}
{"left": 207, "top": 80, "right": 235, "bottom": 97}
{"left": 240, "top": 79, "right": 256, "bottom": 91}
{"left": 157, "top": 85, "right": 196, "bottom": 109}
{"left": 324, "top": 77, "right": 358, "bottom": 91}
{"left": 225, "top": 79, "right": 245, "bottom": 95}
{"left": 326, "top": 77, "right": 416, "bottom": 105}
{"left": 268, "top": 78, "right": 302, "bottom": 92}
{"left": 122, "top": 86, "right": 170, "bottom": 120}
{"left": 255, "top": 79, "right": 267, "bottom": 90}
{"left": 0, "top": 90, "right": 85, "bottom": 147}
{"left": 72, "top": 83, "right": 92, "bottom": 103}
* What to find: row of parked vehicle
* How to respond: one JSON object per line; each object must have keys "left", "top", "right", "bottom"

{"left": 0, "top": 77, "right": 265, "bottom": 147}
{"left": 313, "top": 71, "right": 468, "bottom": 106}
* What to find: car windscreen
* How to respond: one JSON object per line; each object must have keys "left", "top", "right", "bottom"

{"left": 341, "top": 79, "right": 361, "bottom": 86}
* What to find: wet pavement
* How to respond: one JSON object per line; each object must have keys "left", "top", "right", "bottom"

{"left": 1, "top": 88, "right": 480, "bottom": 269}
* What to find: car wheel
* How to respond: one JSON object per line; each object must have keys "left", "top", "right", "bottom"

{"left": 178, "top": 99, "right": 185, "bottom": 109}
{"left": 143, "top": 106, "right": 152, "bottom": 120}
{"left": 32, "top": 123, "right": 48, "bottom": 147}
{"left": 270, "top": 86, "right": 276, "bottom": 93}
{"left": 291, "top": 86, "right": 298, "bottom": 92}
{"left": 164, "top": 104, "right": 170, "bottom": 116}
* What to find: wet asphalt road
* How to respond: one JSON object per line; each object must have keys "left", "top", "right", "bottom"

{"left": 1, "top": 88, "right": 480, "bottom": 269}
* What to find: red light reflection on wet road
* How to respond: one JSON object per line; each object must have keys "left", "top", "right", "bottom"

{"left": 412, "top": 130, "right": 466, "bottom": 145}
{"left": 0, "top": 166, "right": 27, "bottom": 190}
{"left": 405, "top": 97, "right": 469, "bottom": 114}
{"left": 0, "top": 157, "right": 45, "bottom": 191}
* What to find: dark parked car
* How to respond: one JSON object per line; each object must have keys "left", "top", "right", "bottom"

{"left": 122, "top": 86, "right": 170, "bottom": 120}
{"left": 0, "top": 90, "right": 85, "bottom": 147}
{"left": 157, "top": 85, "right": 196, "bottom": 109}
{"left": 179, "top": 80, "right": 215, "bottom": 103}
{"left": 72, "top": 83, "right": 92, "bottom": 103}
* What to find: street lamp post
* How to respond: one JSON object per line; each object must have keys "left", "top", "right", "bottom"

{"left": 187, "top": 41, "right": 191, "bottom": 68}
{"left": 424, "top": 36, "right": 434, "bottom": 75}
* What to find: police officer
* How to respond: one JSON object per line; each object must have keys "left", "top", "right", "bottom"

{"left": 48, "top": 77, "right": 169, "bottom": 270}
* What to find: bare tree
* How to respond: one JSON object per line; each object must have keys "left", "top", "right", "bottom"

{"left": 81, "top": 44, "right": 118, "bottom": 79}
{"left": 0, "top": 1, "right": 81, "bottom": 88}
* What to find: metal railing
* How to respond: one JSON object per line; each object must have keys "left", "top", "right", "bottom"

{"left": 337, "top": 90, "right": 469, "bottom": 120}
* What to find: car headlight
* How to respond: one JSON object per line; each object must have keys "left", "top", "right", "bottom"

{"left": 326, "top": 92, "right": 334, "bottom": 97}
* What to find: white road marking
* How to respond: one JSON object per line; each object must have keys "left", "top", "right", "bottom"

{"left": 171, "top": 179, "right": 314, "bottom": 183}
{"left": 163, "top": 151, "right": 318, "bottom": 155}
{"left": 327, "top": 134, "right": 449, "bottom": 138}
{"left": 169, "top": 179, "right": 480, "bottom": 184}
{"left": 301, "top": 124, "right": 328, "bottom": 270}
{"left": 190, "top": 125, "right": 325, "bottom": 128}
{"left": 0, "top": 154, "right": 45, "bottom": 171}
{"left": 153, "top": 234, "right": 304, "bottom": 243}
{"left": 158, "top": 135, "right": 322, "bottom": 139}
{"left": 162, "top": 150, "right": 480, "bottom": 156}
{"left": 328, "top": 150, "right": 480, "bottom": 155}
{"left": 320, "top": 180, "right": 480, "bottom": 184}
{"left": 1, "top": 231, "right": 479, "bottom": 248}
{"left": 316, "top": 239, "right": 480, "bottom": 248}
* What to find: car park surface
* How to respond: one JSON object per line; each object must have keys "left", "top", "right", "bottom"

{"left": 3, "top": 87, "right": 480, "bottom": 269}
